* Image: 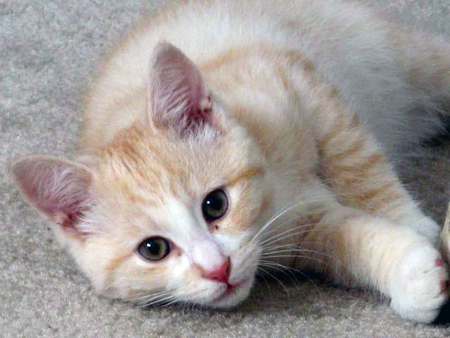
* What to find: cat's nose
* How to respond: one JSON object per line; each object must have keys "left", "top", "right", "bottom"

{"left": 200, "top": 257, "right": 231, "bottom": 284}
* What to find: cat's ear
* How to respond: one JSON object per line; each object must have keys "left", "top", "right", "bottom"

{"left": 10, "top": 156, "right": 93, "bottom": 236}
{"left": 147, "top": 42, "right": 216, "bottom": 137}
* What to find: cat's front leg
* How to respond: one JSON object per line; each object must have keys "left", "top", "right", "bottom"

{"left": 300, "top": 205, "right": 448, "bottom": 323}
{"left": 311, "top": 91, "right": 441, "bottom": 242}
{"left": 293, "top": 71, "right": 442, "bottom": 243}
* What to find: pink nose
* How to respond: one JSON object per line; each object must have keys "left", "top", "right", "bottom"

{"left": 200, "top": 258, "right": 231, "bottom": 284}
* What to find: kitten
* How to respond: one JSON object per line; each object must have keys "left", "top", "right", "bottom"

{"left": 10, "top": 0, "right": 450, "bottom": 323}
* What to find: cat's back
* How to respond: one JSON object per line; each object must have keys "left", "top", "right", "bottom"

{"left": 81, "top": 0, "right": 276, "bottom": 149}
{"left": 80, "top": 0, "right": 399, "bottom": 152}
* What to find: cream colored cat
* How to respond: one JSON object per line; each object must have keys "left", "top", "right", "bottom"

{"left": 10, "top": 0, "right": 450, "bottom": 323}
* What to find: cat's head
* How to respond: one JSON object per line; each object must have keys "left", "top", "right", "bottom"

{"left": 10, "top": 43, "right": 273, "bottom": 308}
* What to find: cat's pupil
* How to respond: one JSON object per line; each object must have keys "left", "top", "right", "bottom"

{"left": 137, "top": 237, "right": 170, "bottom": 261}
{"left": 202, "top": 189, "right": 228, "bottom": 222}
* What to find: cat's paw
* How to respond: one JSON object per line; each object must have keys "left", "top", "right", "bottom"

{"left": 390, "top": 245, "right": 448, "bottom": 323}
{"left": 406, "top": 217, "right": 441, "bottom": 244}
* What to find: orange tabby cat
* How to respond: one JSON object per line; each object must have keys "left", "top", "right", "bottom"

{"left": 11, "top": 0, "right": 450, "bottom": 323}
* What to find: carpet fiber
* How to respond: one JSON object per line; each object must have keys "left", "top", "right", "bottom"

{"left": 1, "top": 1, "right": 450, "bottom": 336}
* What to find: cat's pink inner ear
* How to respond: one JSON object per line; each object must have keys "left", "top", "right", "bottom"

{"left": 11, "top": 156, "right": 93, "bottom": 234}
{"left": 148, "top": 42, "right": 213, "bottom": 136}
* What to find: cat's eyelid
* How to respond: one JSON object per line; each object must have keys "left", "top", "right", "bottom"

{"left": 226, "top": 167, "right": 264, "bottom": 188}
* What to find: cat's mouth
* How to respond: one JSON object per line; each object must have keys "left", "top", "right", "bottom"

{"left": 209, "top": 278, "right": 252, "bottom": 307}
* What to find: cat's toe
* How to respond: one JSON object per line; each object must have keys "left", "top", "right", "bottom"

{"left": 389, "top": 245, "right": 448, "bottom": 323}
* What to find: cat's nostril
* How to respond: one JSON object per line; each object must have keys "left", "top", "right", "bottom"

{"left": 201, "top": 258, "right": 231, "bottom": 284}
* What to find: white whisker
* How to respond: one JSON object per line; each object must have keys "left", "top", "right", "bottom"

{"left": 250, "top": 196, "right": 326, "bottom": 245}
{"left": 257, "top": 266, "right": 290, "bottom": 295}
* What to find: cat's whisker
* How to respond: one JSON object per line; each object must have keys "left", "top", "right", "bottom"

{"left": 255, "top": 270, "right": 273, "bottom": 293}
{"left": 136, "top": 293, "right": 173, "bottom": 307}
{"left": 258, "top": 256, "right": 346, "bottom": 291}
{"left": 160, "top": 296, "right": 182, "bottom": 307}
{"left": 130, "top": 291, "right": 163, "bottom": 303}
{"left": 131, "top": 289, "right": 174, "bottom": 306}
{"left": 259, "top": 220, "right": 318, "bottom": 239}
{"left": 260, "top": 254, "right": 327, "bottom": 265}
{"left": 260, "top": 217, "right": 340, "bottom": 240}
{"left": 141, "top": 293, "right": 176, "bottom": 308}
{"left": 257, "top": 266, "right": 290, "bottom": 295}
{"left": 261, "top": 240, "right": 301, "bottom": 252}
{"left": 257, "top": 259, "right": 324, "bottom": 292}
{"left": 261, "top": 242, "right": 345, "bottom": 269}
{"left": 167, "top": 287, "right": 221, "bottom": 307}
{"left": 259, "top": 223, "right": 341, "bottom": 248}
{"left": 258, "top": 225, "right": 316, "bottom": 246}
{"left": 257, "top": 261, "right": 303, "bottom": 289}
{"left": 250, "top": 201, "right": 306, "bottom": 245}
{"left": 250, "top": 196, "right": 327, "bottom": 245}
{"left": 259, "top": 227, "right": 330, "bottom": 248}
{"left": 262, "top": 248, "right": 334, "bottom": 259}
{"left": 258, "top": 259, "right": 304, "bottom": 277}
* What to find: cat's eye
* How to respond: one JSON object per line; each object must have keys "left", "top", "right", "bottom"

{"left": 202, "top": 189, "right": 229, "bottom": 222}
{"left": 137, "top": 237, "right": 171, "bottom": 261}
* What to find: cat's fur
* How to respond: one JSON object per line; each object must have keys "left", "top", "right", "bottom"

{"left": 10, "top": 0, "right": 450, "bottom": 323}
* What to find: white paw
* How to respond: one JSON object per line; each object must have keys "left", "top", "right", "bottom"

{"left": 407, "top": 218, "right": 441, "bottom": 244}
{"left": 390, "top": 245, "right": 448, "bottom": 323}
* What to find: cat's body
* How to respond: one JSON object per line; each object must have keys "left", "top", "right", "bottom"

{"left": 81, "top": 0, "right": 450, "bottom": 157}
{"left": 11, "top": 0, "right": 450, "bottom": 324}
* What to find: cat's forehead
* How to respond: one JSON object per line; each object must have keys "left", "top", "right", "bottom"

{"left": 88, "top": 126, "right": 265, "bottom": 242}
{"left": 94, "top": 125, "right": 253, "bottom": 202}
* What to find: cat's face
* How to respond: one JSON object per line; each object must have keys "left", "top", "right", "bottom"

{"left": 11, "top": 43, "right": 272, "bottom": 308}
{"left": 85, "top": 122, "right": 269, "bottom": 308}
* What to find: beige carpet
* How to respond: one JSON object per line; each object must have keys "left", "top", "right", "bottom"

{"left": 1, "top": 1, "right": 450, "bottom": 336}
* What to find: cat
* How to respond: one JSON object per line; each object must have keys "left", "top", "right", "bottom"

{"left": 10, "top": 0, "right": 450, "bottom": 324}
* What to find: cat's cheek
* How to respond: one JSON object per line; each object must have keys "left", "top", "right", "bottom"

{"left": 180, "top": 281, "right": 229, "bottom": 305}
{"left": 214, "top": 232, "right": 247, "bottom": 255}
{"left": 63, "top": 238, "right": 115, "bottom": 297}
{"left": 165, "top": 255, "right": 193, "bottom": 290}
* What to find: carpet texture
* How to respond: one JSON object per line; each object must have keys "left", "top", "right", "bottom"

{"left": 1, "top": 1, "right": 450, "bottom": 337}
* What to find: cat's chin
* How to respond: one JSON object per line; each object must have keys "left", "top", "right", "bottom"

{"left": 206, "top": 277, "right": 254, "bottom": 309}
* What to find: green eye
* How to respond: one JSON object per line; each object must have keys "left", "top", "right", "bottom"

{"left": 137, "top": 237, "right": 171, "bottom": 261}
{"left": 202, "top": 189, "right": 229, "bottom": 222}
